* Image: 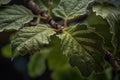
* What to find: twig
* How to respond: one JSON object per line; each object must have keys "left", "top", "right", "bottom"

{"left": 105, "top": 50, "right": 120, "bottom": 73}
{"left": 24, "top": 0, "right": 88, "bottom": 31}
{"left": 24, "top": 0, "right": 64, "bottom": 31}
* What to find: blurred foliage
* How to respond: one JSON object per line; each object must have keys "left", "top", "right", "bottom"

{"left": 28, "top": 51, "right": 47, "bottom": 77}
{"left": 1, "top": 44, "right": 12, "bottom": 58}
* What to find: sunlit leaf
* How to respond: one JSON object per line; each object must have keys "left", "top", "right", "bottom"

{"left": 53, "top": 0, "right": 94, "bottom": 20}
{"left": 57, "top": 24, "right": 104, "bottom": 76}
{"left": 0, "top": 5, "right": 33, "bottom": 32}
{"left": 11, "top": 25, "right": 56, "bottom": 58}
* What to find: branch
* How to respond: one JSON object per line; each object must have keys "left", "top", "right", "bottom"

{"left": 105, "top": 50, "right": 120, "bottom": 73}
{"left": 24, "top": 0, "right": 63, "bottom": 31}
{"left": 24, "top": 0, "right": 88, "bottom": 31}
{"left": 67, "top": 13, "right": 88, "bottom": 25}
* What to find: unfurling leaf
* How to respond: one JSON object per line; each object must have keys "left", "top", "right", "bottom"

{"left": 53, "top": 0, "right": 94, "bottom": 20}
{"left": 93, "top": 4, "right": 120, "bottom": 56}
{"left": 0, "top": 0, "right": 11, "bottom": 5}
{"left": 0, "top": 5, "right": 33, "bottom": 32}
{"left": 57, "top": 24, "right": 104, "bottom": 76}
{"left": 11, "top": 25, "right": 56, "bottom": 58}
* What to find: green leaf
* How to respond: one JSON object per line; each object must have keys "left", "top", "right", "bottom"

{"left": 34, "top": 0, "right": 60, "bottom": 11}
{"left": 88, "top": 73, "right": 108, "bottom": 80}
{"left": 0, "top": 0, "right": 11, "bottom": 5}
{"left": 57, "top": 24, "right": 104, "bottom": 76}
{"left": 112, "top": 21, "right": 120, "bottom": 57}
{"left": 11, "top": 25, "right": 56, "bottom": 58}
{"left": 92, "top": 4, "right": 120, "bottom": 21}
{"left": 92, "top": 4, "right": 120, "bottom": 55}
{"left": 0, "top": 5, "right": 33, "bottom": 32}
{"left": 53, "top": 0, "right": 94, "bottom": 20}
{"left": 87, "top": 13, "right": 113, "bottom": 52}
{"left": 52, "top": 66, "right": 83, "bottom": 80}
{"left": 28, "top": 51, "right": 48, "bottom": 77}
{"left": 48, "top": 36, "right": 69, "bottom": 70}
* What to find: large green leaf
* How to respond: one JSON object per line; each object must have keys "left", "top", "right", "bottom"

{"left": 57, "top": 24, "right": 104, "bottom": 76}
{"left": 53, "top": 0, "right": 94, "bottom": 20}
{"left": 92, "top": 4, "right": 120, "bottom": 55}
{"left": 11, "top": 25, "right": 56, "bottom": 58}
{"left": 0, "top": 5, "right": 33, "bottom": 32}
{"left": 34, "top": 0, "right": 60, "bottom": 11}
{"left": 0, "top": 0, "right": 11, "bottom": 5}
{"left": 48, "top": 36, "right": 82, "bottom": 79}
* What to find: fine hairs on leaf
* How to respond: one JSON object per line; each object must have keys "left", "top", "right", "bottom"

{"left": 11, "top": 24, "right": 56, "bottom": 58}
{"left": 0, "top": 0, "right": 120, "bottom": 79}
{"left": 0, "top": 5, "right": 33, "bottom": 32}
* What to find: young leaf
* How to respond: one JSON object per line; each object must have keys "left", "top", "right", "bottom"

{"left": 0, "top": 5, "right": 33, "bottom": 32}
{"left": 0, "top": 0, "right": 11, "bottom": 5}
{"left": 92, "top": 4, "right": 120, "bottom": 55}
{"left": 34, "top": 0, "right": 60, "bottom": 11}
{"left": 53, "top": 0, "right": 94, "bottom": 20}
{"left": 57, "top": 24, "right": 104, "bottom": 76}
{"left": 11, "top": 25, "right": 56, "bottom": 58}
